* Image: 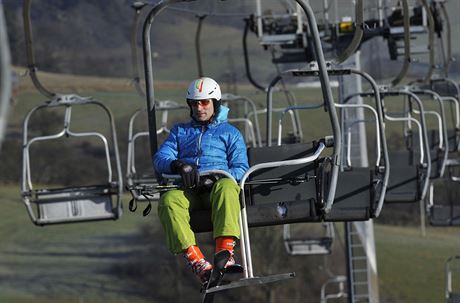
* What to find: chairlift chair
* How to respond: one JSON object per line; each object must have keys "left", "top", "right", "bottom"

{"left": 141, "top": 0, "right": 342, "bottom": 291}
{"left": 21, "top": 95, "right": 123, "bottom": 225}
{"left": 283, "top": 222, "right": 334, "bottom": 256}
{"left": 250, "top": 1, "right": 311, "bottom": 64}
{"left": 262, "top": 67, "right": 389, "bottom": 222}
{"left": 409, "top": 87, "right": 450, "bottom": 178}
{"left": 427, "top": 78, "right": 460, "bottom": 153}
{"left": 428, "top": 163, "right": 460, "bottom": 226}
{"left": 377, "top": 89, "right": 432, "bottom": 203}
{"left": 20, "top": 0, "right": 122, "bottom": 225}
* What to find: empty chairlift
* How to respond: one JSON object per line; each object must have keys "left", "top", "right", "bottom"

{"left": 284, "top": 222, "right": 334, "bottom": 255}
{"left": 374, "top": 89, "right": 432, "bottom": 203}
{"left": 21, "top": 95, "right": 123, "bottom": 225}
{"left": 426, "top": 79, "right": 460, "bottom": 155}
{"left": 261, "top": 66, "right": 389, "bottom": 222}
{"left": 20, "top": 0, "right": 122, "bottom": 225}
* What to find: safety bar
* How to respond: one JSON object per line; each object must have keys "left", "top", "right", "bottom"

{"left": 442, "top": 96, "right": 460, "bottom": 129}
{"left": 239, "top": 141, "right": 326, "bottom": 278}
{"left": 409, "top": 89, "right": 449, "bottom": 177}
{"left": 413, "top": 109, "right": 443, "bottom": 149}
{"left": 336, "top": 104, "right": 381, "bottom": 167}
{"left": 345, "top": 119, "right": 372, "bottom": 168}
{"left": 21, "top": 95, "right": 122, "bottom": 193}
{"left": 385, "top": 115, "right": 425, "bottom": 164}
{"left": 276, "top": 103, "right": 323, "bottom": 146}
{"left": 228, "top": 118, "right": 257, "bottom": 148}
{"left": 222, "top": 93, "right": 262, "bottom": 147}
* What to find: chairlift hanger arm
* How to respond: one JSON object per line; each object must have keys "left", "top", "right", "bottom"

{"left": 195, "top": 15, "right": 206, "bottom": 78}
{"left": 417, "top": 0, "right": 435, "bottom": 83}
{"left": 332, "top": 0, "right": 364, "bottom": 65}
{"left": 438, "top": 1, "right": 452, "bottom": 76}
{"left": 22, "top": 0, "right": 55, "bottom": 99}
{"left": 391, "top": 0, "right": 410, "bottom": 87}
{"left": 130, "top": 2, "right": 148, "bottom": 98}
{"left": 142, "top": 1, "right": 180, "bottom": 157}
{"left": 243, "top": 18, "right": 266, "bottom": 91}
{"left": 0, "top": 3, "right": 12, "bottom": 153}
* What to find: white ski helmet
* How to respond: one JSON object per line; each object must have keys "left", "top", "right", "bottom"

{"left": 186, "top": 77, "right": 221, "bottom": 101}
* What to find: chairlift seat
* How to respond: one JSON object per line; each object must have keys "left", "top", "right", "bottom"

{"left": 245, "top": 142, "right": 321, "bottom": 226}
{"left": 429, "top": 178, "right": 460, "bottom": 226}
{"left": 186, "top": 143, "right": 321, "bottom": 234}
{"left": 385, "top": 151, "right": 421, "bottom": 203}
{"left": 325, "top": 168, "right": 374, "bottom": 221}
{"left": 25, "top": 183, "right": 119, "bottom": 225}
{"left": 449, "top": 293, "right": 460, "bottom": 303}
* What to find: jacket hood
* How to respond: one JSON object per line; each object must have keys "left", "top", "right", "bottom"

{"left": 215, "top": 105, "right": 229, "bottom": 123}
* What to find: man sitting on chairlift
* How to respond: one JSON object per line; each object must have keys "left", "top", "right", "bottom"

{"left": 153, "top": 77, "right": 249, "bottom": 285}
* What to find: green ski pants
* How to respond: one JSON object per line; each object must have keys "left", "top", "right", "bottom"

{"left": 158, "top": 178, "right": 241, "bottom": 254}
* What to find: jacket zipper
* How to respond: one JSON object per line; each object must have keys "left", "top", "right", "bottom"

{"left": 196, "top": 125, "right": 205, "bottom": 167}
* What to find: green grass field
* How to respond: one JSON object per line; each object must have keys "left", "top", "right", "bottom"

{"left": 376, "top": 224, "right": 460, "bottom": 303}
{"left": 3, "top": 71, "right": 460, "bottom": 302}
{"left": 0, "top": 183, "right": 458, "bottom": 303}
{"left": 0, "top": 185, "right": 156, "bottom": 303}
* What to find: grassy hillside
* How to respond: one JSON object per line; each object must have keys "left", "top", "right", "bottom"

{"left": 3, "top": 70, "right": 460, "bottom": 303}
{"left": 376, "top": 224, "right": 460, "bottom": 303}
{"left": 0, "top": 183, "right": 459, "bottom": 303}
{"left": 0, "top": 185, "right": 155, "bottom": 303}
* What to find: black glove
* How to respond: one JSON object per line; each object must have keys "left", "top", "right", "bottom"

{"left": 170, "top": 160, "right": 200, "bottom": 189}
{"left": 196, "top": 174, "right": 219, "bottom": 192}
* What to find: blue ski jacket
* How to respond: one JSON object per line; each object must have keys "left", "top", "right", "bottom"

{"left": 153, "top": 106, "right": 249, "bottom": 182}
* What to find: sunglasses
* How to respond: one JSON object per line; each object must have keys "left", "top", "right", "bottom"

{"left": 188, "top": 99, "right": 212, "bottom": 107}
